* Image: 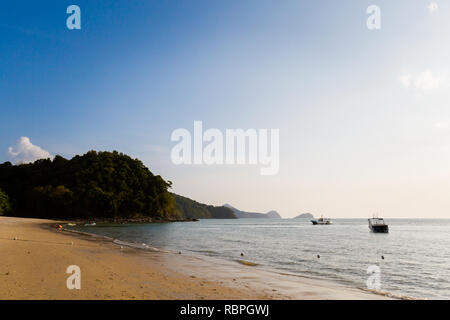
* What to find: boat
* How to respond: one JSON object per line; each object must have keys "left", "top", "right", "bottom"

{"left": 311, "top": 216, "right": 332, "bottom": 225}
{"left": 84, "top": 221, "right": 96, "bottom": 226}
{"left": 368, "top": 215, "right": 388, "bottom": 233}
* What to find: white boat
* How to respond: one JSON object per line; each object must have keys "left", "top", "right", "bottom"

{"left": 311, "top": 216, "right": 332, "bottom": 225}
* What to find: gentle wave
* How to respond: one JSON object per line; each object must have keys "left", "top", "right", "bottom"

{"left": 73, "top": 219, "right": 450, "bottom": 299}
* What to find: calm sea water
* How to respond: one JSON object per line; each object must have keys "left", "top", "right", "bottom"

{"left": 75, "top": 219, "right": 450, "bottom": 299}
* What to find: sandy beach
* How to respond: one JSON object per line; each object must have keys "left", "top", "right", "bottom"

{"left": 0, "top": 216, "right": 390, "bottom": 300}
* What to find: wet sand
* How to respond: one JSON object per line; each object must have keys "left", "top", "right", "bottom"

{"left": 0, "top": 216, "right": 390, "bottom": 300}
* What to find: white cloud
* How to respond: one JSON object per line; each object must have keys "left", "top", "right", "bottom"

{"left": 8, "top": 137, "right": 53, "bottom": 164}
{"left": 398, "top": 74, "right": 411, "bottom": 88}
{"left": 399, "top": 70, "right": 441, "bottom": 92}
{"left": 428, "top": 2, "right": 438, "bottom": 13}
{"left": 415, "top": 70, "right": 441, "bottom": 91}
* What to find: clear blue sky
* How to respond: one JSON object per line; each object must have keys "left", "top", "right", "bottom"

{"left": 1, "top": 1, "right": 449, "bottom": 218}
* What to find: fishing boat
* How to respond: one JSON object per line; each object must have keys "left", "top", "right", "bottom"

{"left": 311, "top": 216, "right": 332, "bottom": 225}
{"left": 368, "top": 215, "right": 389, "bottom": 233}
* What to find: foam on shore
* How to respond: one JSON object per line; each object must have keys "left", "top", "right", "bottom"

{"left": 61, "top": 224, "right": 399, "bottom": 300}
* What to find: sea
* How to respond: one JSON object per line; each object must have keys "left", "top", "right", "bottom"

{"left": 73, "top": 218, "right": 450, "bottom": 299}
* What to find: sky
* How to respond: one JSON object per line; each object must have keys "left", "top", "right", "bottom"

{"left": 1, "top": 1, "right": 450, "bottom": 218}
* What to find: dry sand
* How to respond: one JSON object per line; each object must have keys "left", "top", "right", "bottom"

{"left": 0, "top": 216, "right": 390, "bottom": 300}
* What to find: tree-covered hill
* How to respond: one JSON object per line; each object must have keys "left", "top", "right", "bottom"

{"left": 0, "top": 151, "right": 178, "bottom": 220}
{"left": 173, "top": 194, "right": 236, "bottom": 219}
{"left": 0, "top": 151, "right": 238, "bottom": 221}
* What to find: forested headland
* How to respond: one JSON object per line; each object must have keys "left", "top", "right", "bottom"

{"left": 0, "top": 151, "right": 234, "bottom": 221}
{"left": 173, "top": 194, "right": 236, "bottom": 219}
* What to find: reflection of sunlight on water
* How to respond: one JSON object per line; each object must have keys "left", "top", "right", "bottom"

{"left": 75, "top": 219, "right": 450, "bottom": 299}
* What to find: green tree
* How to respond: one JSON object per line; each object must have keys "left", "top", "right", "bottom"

{"left": 0, "top": 151, "right": 177, "bottom": 219}
{"left": 0, "top": 151, "right": 233, "bottom": 220}
{"left": 0, "top": 188, "right": 11, "bottom": 215}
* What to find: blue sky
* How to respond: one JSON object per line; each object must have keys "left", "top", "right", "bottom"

{"left": 1, "top": 1, "right": 450, "bottom": 218}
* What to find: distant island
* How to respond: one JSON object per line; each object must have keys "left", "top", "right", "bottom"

{"left": 223, "top": 204, "right": 282, "bottom": 219}
{"left": 0, "top": 151, "right": 234, "bottom": 222}
{"left": 294, "top": 213, "right": 314, "bottom": 219}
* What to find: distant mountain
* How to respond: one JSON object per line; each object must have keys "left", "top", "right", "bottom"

{"left": 223, "top": 204, "right": 282, "bottom": 219}
{"left": 294, "top": 213, "right": 314, "bottom": 219}
{"left": 173, "top": 194, "right": 237, "bottom": 219}
{"left": 266, "top": 210, "right": 282, "bottom": 219}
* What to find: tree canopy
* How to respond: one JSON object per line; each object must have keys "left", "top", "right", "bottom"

{"left": 0, "top": 151, "right": 177, "bottom": 219}
{"left": 0, "top": 151, "right": 236, "bottom": 221}
{"left": 0, "top": 188, "right": 10, "bottom": 215}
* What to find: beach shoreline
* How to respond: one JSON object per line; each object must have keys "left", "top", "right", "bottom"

{"left": 0, "top": 216, "right": 392, "bottom": 300}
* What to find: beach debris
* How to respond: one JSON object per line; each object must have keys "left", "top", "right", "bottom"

{"left": 120, "top": 246, "right": 124, "bottom": 249}
{"left": 317, "top": 254, "right": 320, "bottom": 259}
{"left": 240, "top": 252, "right": 244, "bottom": 257}
{"left": 381, "top": 255, "right": 385, "bottom": 260}
{"left": 70, "top": 241, "right": 74, "bottom": 246}
{"left": 179, "top": 251, "right": 182, "bottom": 254}
{"left": 13, "top": 236, "right": 17, "bottom": 240}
